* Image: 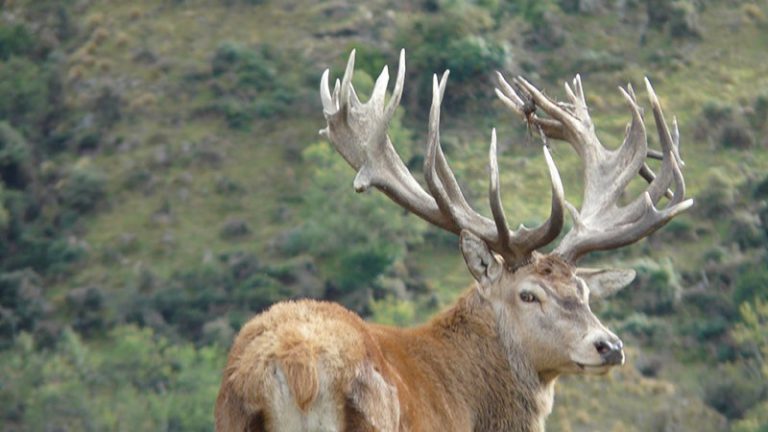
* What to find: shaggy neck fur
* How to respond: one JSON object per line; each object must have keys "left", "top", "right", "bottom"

{"left": 422, "top": 288, "right": 557, "bottom": 432}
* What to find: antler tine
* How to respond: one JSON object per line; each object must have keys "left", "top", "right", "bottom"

{"left": 425, "top": 71, "right": 464, "bottom": 225}
{"left": 385, "top": 49, "right": 406, "bottom": 118}
{"left": 605, "top": 85, "right": 648, "bottom": 206}
{"left": 488, "top": 129, "right": 513, "bottom": 253}
{"left": 563, "top": 74, "right": 589, "bottom": 121}
{"left": 643, "top": 77, "right": 677, "bottom": 204}
{"left": 518, "top": 145, "right": 565, "bottom": 250}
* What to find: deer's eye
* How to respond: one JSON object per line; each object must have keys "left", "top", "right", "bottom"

{"left": 519, "top": 292, "right": 538, "bottom": 303}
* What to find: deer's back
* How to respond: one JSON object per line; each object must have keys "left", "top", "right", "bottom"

{"left": 215, "top": 300, "right": 401, "bottom": 431}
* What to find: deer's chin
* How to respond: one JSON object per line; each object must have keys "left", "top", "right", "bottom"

{"left": 570, "top": 361, "right": 614, "bottom": 375}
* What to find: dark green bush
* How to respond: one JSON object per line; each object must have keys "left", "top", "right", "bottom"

{"left": 219, "top": 218, "right": 251, "bottom": 240}
{"left": 443, "top": 36, "right": 506, "bottom": 83}
{"left": 753, "top": 174, "right": 768, "bottom": 199}
{"left": 0, "top": 57, "right": 48, "bottom": 133}
{"left": 696, "top": 168, "right": 736, "bottom": 218}
{"left": 332, "top": 245, "right": 395, "bottom": 295}
{"left": 667, "top": 1, "right": 703, "bottom": 38}
{"left": 65, "top": 286, "right": 107, "bottom": 337}
{"left": 1, "top": 221, "right": 87, "bottom": 275}
{"left": 58, "top": 167, "right": 107, "bottom": 214}
{"left": 749, "top": 94, "right": 768, "bottom": 132}
{"left": 0, "top": 24, "right": 36, "bottom": 61}
{"left": 720, "top": 124, "right": 754, "bottom": 149}
{"left": 699, "top": 102, "right": 735, "bottom": 127}
{"left": 617, "top": 313, "right": 666, "bottom": 343}
{"left": 616, "top": 264, "right": 678, "bottom": 315}
{"left": 685, "top": 290, "right": 738, "bottom": 321}
{"left": 93, "top": 86, "right": 123, "bottom": 129}
{"left": 205, "top": 42, "right": 296, "bottom": 128}
{"left": 646, "top": 0, "right": 702, "bottom": 38}
{"left": 0, "top": 122, "right": 32, "bottom": 189}
{"left": 0, "top": 269, "right": 47, "bottom": 349}
{"left": 153, "top": 267, "right": 230, "bottom": 339}
{"left": 395, "top": 11, "right": 506, "bottom": 109}
{"left": 525, "top": 9, "right": 567, "bottom": 50}
{"left": 703, "top": 364, "right": 763, "bottom": 419}
{"left": 232, "top": 273, "right": 291, "bottom": 312}
{"left": 733, "top": 264, "right": 768, "bottom": 306}
{"left": 728, "top": 211, "right": 765, "bottom": 250}
{"left": 686, "top": 316, "right": 729, "bottom": 342}
{"left": 659, "top": 217, "right": 696, "bottom": 241}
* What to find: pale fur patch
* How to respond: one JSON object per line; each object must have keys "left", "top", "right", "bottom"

{"left": 349, "top": 363, "right": 401, "bottom": 431}
{"left": 270, "top": 363, "right": 341, "bottom": 432}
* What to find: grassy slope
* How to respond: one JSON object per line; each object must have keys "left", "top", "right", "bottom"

{"left": 58, "top": 0, "right": 768, "bottom": 429}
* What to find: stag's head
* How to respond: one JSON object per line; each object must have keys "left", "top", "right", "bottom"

{"left": 320, "top": 50, "right": 693, "bottom": 377}
{"left": 460, "top": 234, "right": 633, "bottom": 375}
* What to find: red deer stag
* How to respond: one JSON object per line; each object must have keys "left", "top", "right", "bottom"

{"left": 215, "top": 50, "right": 693, "bottom": 431}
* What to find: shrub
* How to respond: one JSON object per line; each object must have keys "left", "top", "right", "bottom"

{"left": 702, "top": 364, "right": 763, "bottom": 419}
{"left": 219, "top": 218, "right": 251, "bottom": 240}
{"left": 753, "top": 174, "right": 768, "bottom": 199}
{"left": 696, "top": 168, "right": 736, "bottom": 218}
{"left": 231, "top": 273, "right": 291, "bottom": 312}
{"left": 0, "top": 24, "right": 36, "bottom": 61}
{"left": 395, "top": 10, "right": 507, "bottom": 109}
{"left": 0, "top": 122, "right": 32, "bottom": 188}
{"left": 0, "top": 57, "right": 48, "bottom": 133}
{"left": 686, "top": 316, "right": 729, "bottom": 342}
{"left": 332, "top": 245, "right": 395, "bottom": 295}
{"left": 721, "top": 124, "right": 755, "bottom": 149}
{"left": 616, "top": 261, "right": 679, "bottom": 315}
{"left": 65, "top": 286, "right": 107, "bottom": 337}
{"left": 728, "top": 211, "right": 765, "bottom": 250}
{"left": 153, "top": 267, "right": 229, "bottom": 339}
{"left": 444, "top": 36, "right": 506, "bottom": 83}
{"left": 58, "top": 167, "right": 107, "bottom": 214}
{"left": 667, "top": 1, "right": 703, "bottom": 39}
{"left": 524, "top": 8, "right": 567, "bottom": 50}
{"left": 93, "top": 86, "right": 122, "bottom": 128}
{"left": 205, "top": 42, "right": 296, "bottom": 128}
{"left": 646, "top": 0, "right": 702, "bottom": 38}
{"left": 0, "top": 269, "right": 47, "bottom": 349}
{"left": 617, "top": 312, "right": 666, "bottom": 343}
{"left": 657, "top": 217, "right": 696, "bottom": 241}
{"left": 733, "top": 264, "right": 768, "bottom": 306}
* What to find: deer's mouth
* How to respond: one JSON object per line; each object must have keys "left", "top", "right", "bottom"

{"left": 575, "top": 362, "right": 613, "bottom": 374}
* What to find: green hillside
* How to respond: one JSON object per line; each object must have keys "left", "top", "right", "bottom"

{"left": 1, "top": 0, "right": 767, "bottom": 430}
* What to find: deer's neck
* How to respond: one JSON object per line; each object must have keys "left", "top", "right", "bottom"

{"left": 423, "top": 289, "right": 556, "bottom": 432}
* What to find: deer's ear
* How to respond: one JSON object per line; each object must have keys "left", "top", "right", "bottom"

{"left": 576, "top": 268, "right": 636, "bottom": 299}
{"left": 460, "top": 230, "right": 502, "bottom": 294}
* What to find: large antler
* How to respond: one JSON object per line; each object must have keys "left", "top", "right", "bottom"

{"left": 496, "top": 74, "right": 694, "bottom": 263}
{"left": 320, "top": 50, "right": 565, "bottom": 269}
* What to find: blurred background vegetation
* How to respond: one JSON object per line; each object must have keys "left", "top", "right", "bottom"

{"left": 0, "top": 0, "right": 767, "bottom": 430}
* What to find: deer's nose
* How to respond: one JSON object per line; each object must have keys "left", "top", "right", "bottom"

{"left": 594, "top": 338, "right": 624, "bottom": 365}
